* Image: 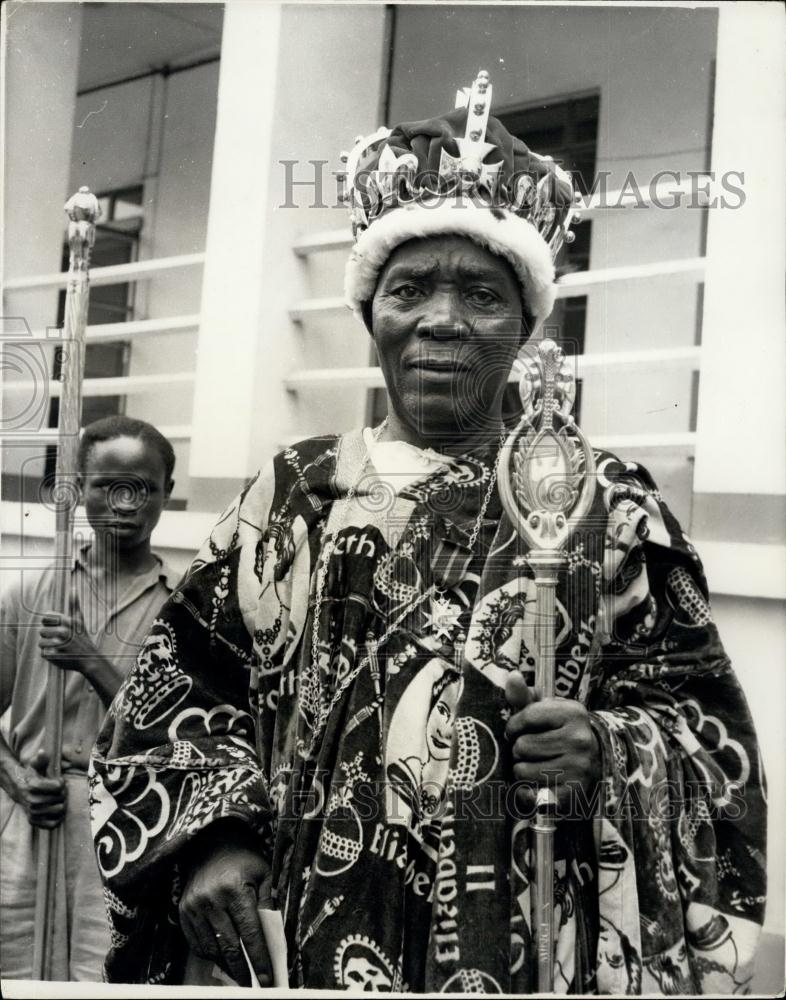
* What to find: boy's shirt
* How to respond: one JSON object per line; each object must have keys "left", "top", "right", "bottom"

{"left": 0, "top": 547, "right": 178, "bottom": 773}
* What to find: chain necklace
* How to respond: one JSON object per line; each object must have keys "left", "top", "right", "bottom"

{"left": 305, "top": 422, "right": 505, "bottom": 759}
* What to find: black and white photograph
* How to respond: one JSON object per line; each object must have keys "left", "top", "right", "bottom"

{"left": 1, "top": 0, "right": 784, "bottom": 995}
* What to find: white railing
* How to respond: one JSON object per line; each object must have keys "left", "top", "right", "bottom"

{"left": 288, "top": 258, "right": 706, "bottom": 322}
{"left": 285, "top": 176, "right": 712, "bottom": 456}
{"left": 20, "top": 424, "right": 192, "bottom": 443}
{"left": 2, "top": 178, "right": 710, "bottom": 514}
{"left": 283, "top": 346, "right": 702, "bottom": 391}
{"left": 578, "top": 175, "right": 712, "bottom": 217}
{"left": 282, "top": 348, "right": 702, "bottom": 453}
{"left": 21, "top": 315, "right": 200, "bottom": 343}
{"left": 4, "top": 372, "right": 195, "bottom": 398}
{"left": 286, "top": 177, "right": 708, "bottom": 455}
{"left": 289, "top": 296, "right": 346, "bottom": 322}
{"left": 292, "top": 229, "right": 352, "bottom": 258}
{"left": 4, "top": 253, "right": 205, "bottom": 292}
{"left": 3, "top": 262, "right": 202, "bottom": 462}
{"left": 554, "top": 256, "right": 704, "bottom": 292}
{"left": 590, "top": 431, "right": 696, "bottom": 451}
{"left": 291, "top": 177, "right": 713, "bottom": 257}
{"left": 0, "top": 501, "right": 216, "bottom": 554}
{"left": 83, "top": 314, "right": 200, "bottom": 342}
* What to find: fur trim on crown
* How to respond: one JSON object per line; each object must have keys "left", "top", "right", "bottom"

{"left": 344, "top": 198, "right": 557, "bottom": 330}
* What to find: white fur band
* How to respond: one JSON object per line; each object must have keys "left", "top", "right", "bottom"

{"left": 344, "top": 197, "right": 557, "bottom": 330}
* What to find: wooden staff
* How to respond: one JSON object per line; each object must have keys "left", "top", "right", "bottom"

{"left": 32, "top": 186, "right": 100, "bottom": 981}
{"left": 498, "top": 339, "right": 596, "bottom": 993}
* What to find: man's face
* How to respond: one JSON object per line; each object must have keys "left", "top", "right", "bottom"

{"left": 81, "top": 435, "right": 172, "bottom": 549}
{"left": 370, "top": 235, "right": 526, "bottom": 441}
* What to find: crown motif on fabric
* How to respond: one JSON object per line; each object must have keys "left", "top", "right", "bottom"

{"left": 339, "top": 71, "right": 580, "bottom": 260}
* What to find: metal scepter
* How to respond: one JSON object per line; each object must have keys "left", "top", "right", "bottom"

{"left": 498, "top": 338, "right": 596, "bottom": 993}
{"left": 32, "top": 186, "right": 100, "bottom": 980}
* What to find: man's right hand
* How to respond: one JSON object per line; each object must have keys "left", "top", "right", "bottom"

{"left": 179, "top": 819, "right": 273, "bottom": 987}
{"left": 13, "top": 752, "right": 67, "bottom": 829}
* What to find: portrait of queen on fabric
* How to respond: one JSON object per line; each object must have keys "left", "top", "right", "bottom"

{"left": 384, "top": 659, "right": 462, "bottom": 854}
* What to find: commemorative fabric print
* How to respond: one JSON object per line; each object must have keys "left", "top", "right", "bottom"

{"left": 89, "top": 430, "right": 766, "bottom": 993}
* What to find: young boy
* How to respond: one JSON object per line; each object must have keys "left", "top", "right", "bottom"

{"left": 0, "top": 416, "right": 179, "bottom": 981}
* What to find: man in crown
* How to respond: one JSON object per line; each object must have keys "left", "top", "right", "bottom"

{"left": 90, "top": 74, "right": 766, "bottom": 994}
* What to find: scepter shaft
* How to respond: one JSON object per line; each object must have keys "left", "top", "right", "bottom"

{"left": 498, "top": 339, "right": 597, "bottom": 994}
{"left": 32, "top": 187, "right": 99, "bottom": 981}
{"left": 528, "top": 552, "right": 564, "bottom": 991}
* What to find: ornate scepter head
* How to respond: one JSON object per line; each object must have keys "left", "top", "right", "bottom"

{"left": 499, "top": 339, "right": 597, "bottom": 552}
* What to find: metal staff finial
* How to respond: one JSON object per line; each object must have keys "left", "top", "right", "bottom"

{"left": 32, "top": 186, "right": 100, "bottom": 981}
{"left": 498, "top": 338, "right": 596, "bottom": 993}
{"left": 64, "top": 186, "right": 100, "bottom": 265}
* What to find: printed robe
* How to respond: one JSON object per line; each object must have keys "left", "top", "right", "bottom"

{"left": 89, "top": 430, "right": 766, "bottom": 992}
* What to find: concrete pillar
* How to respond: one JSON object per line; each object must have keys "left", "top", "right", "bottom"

{"left": 693, "top": 2, "right": 786, "bottom": 497}
{"left": 188, "top": 1, "right": 283, "bottom": 492}
{"left": 188, "top": 2, "right": 389, "bottom": 508}
{"left": 691, "top": 1, "right": 786, "bottom": 953}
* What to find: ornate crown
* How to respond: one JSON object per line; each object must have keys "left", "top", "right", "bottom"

{"left": 339, "top": 71, "right": 580, "bottom": 261}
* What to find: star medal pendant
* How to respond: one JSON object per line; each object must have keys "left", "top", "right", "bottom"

{"left": 425, "top": 589, "right": 464, "bottom": 643}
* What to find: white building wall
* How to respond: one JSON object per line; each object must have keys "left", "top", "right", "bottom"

{"left": 2, "top": 1, "right": 83, "bottom": 487}
{"left": 68, "top": 77, "right": 155, "bottom": 192}
{"left": 3, "top": 1, "right": 84, "bottom": 302}
{"left": 248, "top": 1, "right": 390, "bottom": 455}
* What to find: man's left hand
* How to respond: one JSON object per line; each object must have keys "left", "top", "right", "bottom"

{"left": 38, "top": 610, "right": 99, "bottom": 673}
{"left": 504, "top": 671, "right": 601, "bottom": 820}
